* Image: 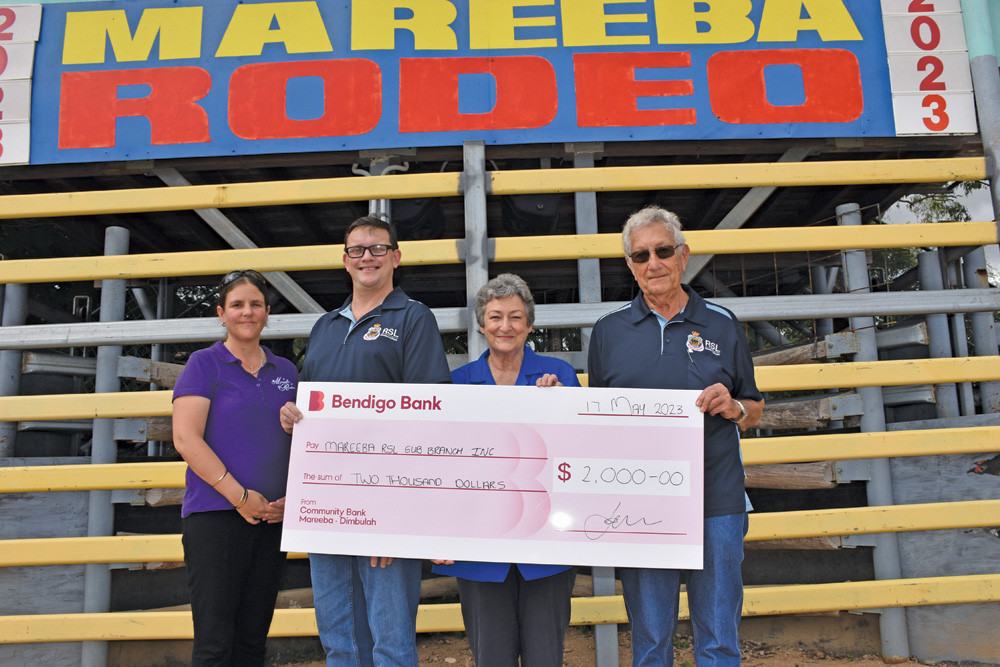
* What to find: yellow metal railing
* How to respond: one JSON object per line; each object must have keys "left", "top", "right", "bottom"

{"left": 3, "top": 426, "right": 998, "bottom": 493}
{"left": 3, "top": 356, "right": 998, "bottom": 422}
{"left": 1, "top": 221, "right": 996, "bottom": 284}
{"left": 0, "top": 156, "right": 984, "bottom": 222}
{"left": 0, "top": 171, "right": 463, "bottom": 220}
{"left": 488, "top": 157, "right": 987, "bottom": 194}
{"left": 2, "top": 499, "right": 997, "bottom": 568}
{"left": 2, "top": 573, "right": 998, "bottom": 642}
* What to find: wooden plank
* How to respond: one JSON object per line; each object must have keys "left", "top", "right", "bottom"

{"left": 149, "top": 361, "right": 183, "bottom": 389}
{"left": 144, "top": 417, "right": 174, "bottom": 441}
{"left": 746, "top": 462, "right": 837, "bottom": 490}
{"left": 759, "top": 396, "right": 833, "bottom": 429}
{"left": 754, "top": 341, "right": 827, "bottom": 366}
{"left": 144, "top": 488, "right": 183, "bottom": 507}
{"left": 744, "top": 536, "right": 842, "bottom": 550}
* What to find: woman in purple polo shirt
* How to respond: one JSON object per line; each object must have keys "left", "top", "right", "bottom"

{"left": 434, "top": 274, "right": 579, "bottom": 667}
{"left": 172, "top": 270, "right": 299, "bottom": 666}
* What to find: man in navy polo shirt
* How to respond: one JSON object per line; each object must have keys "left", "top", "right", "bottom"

{"left": 281, "top": 215, "right": 451, "bottom": 667}
{"left": 588, "top": 205, "right": 764, "bottom": 667}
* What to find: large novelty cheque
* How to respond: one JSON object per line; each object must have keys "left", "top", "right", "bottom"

{"left": 282, "top": 382, "right": 704, "bottom": 569}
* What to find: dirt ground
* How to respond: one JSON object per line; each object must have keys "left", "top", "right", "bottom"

{"left": 280, "top": 626, "right": 974, "bottom": 666}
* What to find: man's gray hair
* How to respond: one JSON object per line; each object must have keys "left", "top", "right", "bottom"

{"left": 622, "top": 205, "right": 687, "bottom": 257}
{"left": 475, "top": 273, "right": 536, "bottom": 328}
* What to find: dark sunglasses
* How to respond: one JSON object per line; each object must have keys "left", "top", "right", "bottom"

{"left": 221, "top": 269, "right": 267, "bottom": 287}
{"left": 345, "top": 244, "right": 396, "bottom": 258}
{"left": 628, "top": 244, "right": 683, "bottom": 264}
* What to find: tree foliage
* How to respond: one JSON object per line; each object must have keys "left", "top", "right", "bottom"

{"left": 897, "top": 180, "right": 986, "bottom": 223}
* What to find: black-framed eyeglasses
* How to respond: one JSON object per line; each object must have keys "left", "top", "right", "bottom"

{"left": 221, "top": 269, "right": 267, "bottom": 287}
{"left": 628, "top": 244, "right": 683, "bottom": 264}
{"left": 345, "top": 244, "right": 395, "bottom": 258}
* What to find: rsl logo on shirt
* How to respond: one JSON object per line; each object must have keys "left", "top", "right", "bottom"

{"left": 363, "top": 323, "right": 399, "bottom": 342}
{"left": 686, "top": 331, "right": 721, "bottom": 356}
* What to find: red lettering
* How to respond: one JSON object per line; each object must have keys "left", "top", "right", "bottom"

{"left": 908, "top": 0, "right": 935, "bottom": 12}
{"left": 0, "top": 8, "right": 14, "bottom": 40}
{"left": 910, "top": 16, "right": 941, "bottom": 50}
{"left": 398, "top": 56, "right": 556, "bottom": 132}
{"left": 0, "top": 45, "right": 7, "bottom": 76}
{"left": 229, "top": 60, "right": 381, "bottom": 140}
{"left": 918, "top": 55, "right": 945, "bottom": 91}
{"left": 574, "top": 52, "right": 695, "bottom": 128}
{"left": 58, "top": 67, "right": 211, "bottom": 149}
{"left": 922, "top": 94, "right": 948, "bottom": 131}
{"left": 308, "top": 391, "right": 325, "bottom": 411}
{"left": 707, "top": 49, "right": 862, "bottom": 124}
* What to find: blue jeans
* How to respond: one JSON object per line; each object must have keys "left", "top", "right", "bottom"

{"left": 309, "top": 553, "right": 421, "bottom": 667}
{"left": 620, "top": 512, "right": 748, "bottom": 667}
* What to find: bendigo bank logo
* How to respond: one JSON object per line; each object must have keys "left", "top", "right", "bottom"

{"left": 54, "top": 0, "right": 869, "bottom": 153}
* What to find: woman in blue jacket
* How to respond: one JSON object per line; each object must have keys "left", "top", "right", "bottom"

{"left": 434, "top": 273, "right": 579, "bottom": 667}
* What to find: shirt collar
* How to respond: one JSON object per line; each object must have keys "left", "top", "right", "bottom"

{"left": 468, "top": 345, "right": 537, "bottom": 385}
{"left": 630, "top": 284, "right": 709, "bottom": 327}
{"left": 211, "top": 340, "right": 273, "bottom": 369}
{"left": 337, "top": 286, "right": 407, "bottom": 320}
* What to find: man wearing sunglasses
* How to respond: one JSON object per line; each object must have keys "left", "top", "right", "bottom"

{"left": 280, "top": 215, "right": 451, "bottom": 666}
{"left": 588, "top": 205, "right": 764, "bottom": 667}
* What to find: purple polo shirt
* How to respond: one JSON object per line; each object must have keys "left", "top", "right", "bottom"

{"left": 173, "top": 341, "right": 299, "bottom": 517}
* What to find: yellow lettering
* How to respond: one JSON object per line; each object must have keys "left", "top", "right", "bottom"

{"left": 351, "top": 0, "right": 458, "bottom": 50}
{"left": 561, "top": 0, "right": 650, "bottom": 47}
{"left": 758, "top": 0, "right": 861, "bottom": 42}
{"left": 652, "top": 0, "right": 754, "bottom": 44}
{"left": 62, "top": 7, "right": 202, "bottom": 64}
{"left": 215, "top": 2, "right": 332, "bottom": 58}
{"left": 469, "top": 0, "right": 556, "bottom": 49}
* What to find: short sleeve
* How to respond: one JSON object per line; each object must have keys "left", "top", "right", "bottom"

{"left": 729, "top": 323, "right": 763, "bottom": 401}
{"left": 172, "top": 349, "right": 217, "bottom": 402}
{"left": 402, "top": 306, "right": 452, "bottom": 384}
{"left": 587, "top": 322, "right": 607, "bottom": 388}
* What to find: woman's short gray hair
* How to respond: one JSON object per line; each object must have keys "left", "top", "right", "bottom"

{"left": 475, "top": 273, "right": 535, "bottom": 328}
{"left": 622, "top": 205, "right": 686, "bottom": 257}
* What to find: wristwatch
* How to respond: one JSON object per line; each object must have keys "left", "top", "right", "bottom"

{"left": 730, "top": 399, "right": 748, "bottom": 425}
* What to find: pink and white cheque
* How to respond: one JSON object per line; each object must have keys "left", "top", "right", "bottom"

{"left": 281, "top": 382, "right": 705, "bottom": 569}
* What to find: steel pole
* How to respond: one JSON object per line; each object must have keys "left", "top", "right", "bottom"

{"left": 570, "top": 144, "right": 618, "bottom": 667}
{"left": 0, "top": 283, "right": 28, "bottom": 457}
{"left": 463, "top": 141, "right": 489, "bottom": 361}
{"left": 945, "top": 261, "right": 975, "bottom": 415}
{"left": 963, "top": 248, "right": 1000, "bottom": 412}
{"left": 962, "top": 0, "right": 1000, "bottom": 238}
{"left": 81, "top": 227, "right": 128, "bottom": 667}
{"left": 917, "top": 251, "right": 961, "bottom": 418}
{"left": 837, "top": 203, "right": 910, "bottom": 661}
{"left": 572, "top": 146, "right": 603, "bottom": 358}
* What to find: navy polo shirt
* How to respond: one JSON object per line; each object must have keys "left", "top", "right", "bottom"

{"left": 301, "top": 287, "right": 451, "bottom": 385}
{"left": 588, "top": 285, "right": 762, "bottom": 518}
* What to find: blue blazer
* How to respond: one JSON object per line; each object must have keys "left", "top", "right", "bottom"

{"left": 433, "top": 346, "right": 580, "bottom": 582}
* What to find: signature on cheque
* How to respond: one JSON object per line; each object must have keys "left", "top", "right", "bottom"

{"left": 583, "top": 501, "right": 664, "bottom": 541}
